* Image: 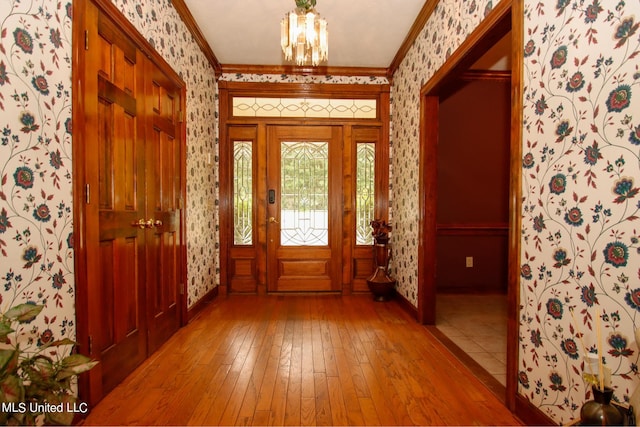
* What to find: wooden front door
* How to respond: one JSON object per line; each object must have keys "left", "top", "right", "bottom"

{"left": 266, "top": 126, "right": 342, "bottom": 291}
{"left": 75, "top": 0, "right": 185, "bottom": 404}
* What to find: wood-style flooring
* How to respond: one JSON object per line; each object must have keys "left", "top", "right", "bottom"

{"left": 83, "top": 294, "right": 522, "bottom": 426}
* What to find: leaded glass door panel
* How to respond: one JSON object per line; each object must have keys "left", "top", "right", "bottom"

{"left": 267, "top": 126, "right": 342, "bottom": 291}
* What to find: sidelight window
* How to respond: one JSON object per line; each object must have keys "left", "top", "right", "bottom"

{"left": 356, "top": 142, "right": 375, "bottom": 245}
{"left": 233, "top": 141, "right": 253, "bottom": 245}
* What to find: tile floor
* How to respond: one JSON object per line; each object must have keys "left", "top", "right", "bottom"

{"left": 435, "top": 293, "right": 508, "bottom": 386}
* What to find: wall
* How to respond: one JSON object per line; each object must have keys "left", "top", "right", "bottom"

{"left": 437, "top": 78, "right": 510, "bottom": 293}
{"left": 0, "top": 1, "right": 76, "bottom": 347}
{"left": 0, "top": 0, "right": 218, "bottom": 361}
{"left": 519, "top": 0, "right": 640, "bottom": 423}
{"left": 392, "top": 0, "right": 640, "bottom": 424}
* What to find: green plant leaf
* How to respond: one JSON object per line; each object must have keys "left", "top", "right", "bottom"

{"left": 56, "top": 354, "right": 98, "bottom": 380}
{"left": 31, "top": 355, "right": 56, "bottom": 382}
{"left": 43, "top": 393, "right": 75, "bottom": 426}
{"left": 5, "top": 304, "right": 44, "bottom": 323}
{"left": 60, "top": 353, "right": 94, "bottom": 368}
{"left": 0, "top": 374, "right": 24, "bottom": 403}
{"left": 0, "top": 320, "right": 14, "bottom": 342}
{"left": 38, "top": 337, "right": 77, "bottom": 352}
{"left": 0, "top": 348, "right": 18, "bottom": 372}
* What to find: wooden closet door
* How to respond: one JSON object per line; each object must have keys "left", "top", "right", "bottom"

{"left": 91, "top": 9, "right": 148, "bottom": 396}
{"left": 76, "top": 0, "right": 186, "bottom": 404}
{"left": 144, "top": 61, "right": 183, "bottom": 354}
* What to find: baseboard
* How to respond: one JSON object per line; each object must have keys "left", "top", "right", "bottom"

{"left": 187, "top": 286, "right": 219, "bottom": 322}
{"left": 515, "top": 393, "right": 556, "bottom": 425}
{"left": 393, "top": 291, "right": 418, "bottom": 319}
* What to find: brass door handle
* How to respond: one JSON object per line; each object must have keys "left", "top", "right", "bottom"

{"left": 132, "top": 219, "right": 153, "bottom": 229}
{"left": 268, "top": 217, "right": 279, "bottom": 224}
{"left": 153, "top": 219, "right": 163, "bottom": 228}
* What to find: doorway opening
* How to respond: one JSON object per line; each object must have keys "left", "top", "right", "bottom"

{"left": 417, "top": 0, "right": 523, "bottom": 409}
{"left": 434, "top": 54, "right": 511, "bottom": 392}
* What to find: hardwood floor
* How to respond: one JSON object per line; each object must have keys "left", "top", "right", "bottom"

{"left": 83, "top": 294, "right": 522, "bottom": 426}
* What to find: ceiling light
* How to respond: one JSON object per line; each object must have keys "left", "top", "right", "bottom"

{"left": 280, "top": 0, "right": 328, "bottom": 66}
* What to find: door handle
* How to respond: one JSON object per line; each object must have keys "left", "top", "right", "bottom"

{"left": 268, "top": 217, "right": 279, "bottom": 224}
{"left": 132, "top": 219, "right": 153, "bottom": 229}
{"left": 153, "top": 219, "right": 163, "bottom": 228}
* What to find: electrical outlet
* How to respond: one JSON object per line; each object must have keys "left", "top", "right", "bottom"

{"left": 466, "top": 256, "right": 473, "bottom": 268}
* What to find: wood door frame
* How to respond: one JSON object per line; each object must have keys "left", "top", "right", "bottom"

{"left": 416, "top": 0, "right": 523, "bottom": 411}
{"left": 218, "top": 81, "right": 391, "bottom": 295}
{"left": 72, "top": 0, "right": 188, "bottom": 405}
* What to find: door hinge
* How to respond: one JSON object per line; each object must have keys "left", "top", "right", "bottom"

{"left": 84, "top": 30, "right": 89, "bottom": 50}
{"left": 85, "top": 184, "right": 90, "bottom": 204}
{"left": 88, "top": 335, "right": 93, "bottom": 354}
{"left": 178, "top": 110, "right": 184, "bottom": 123}
{"left": 180, "top": 283, "right": 185, "bottom": 295}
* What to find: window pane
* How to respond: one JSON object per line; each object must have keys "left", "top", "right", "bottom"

{"left": 356, "top": 143, "right": 375, "bottom": 245}
{"left": 233, "top": 141, "right": 253, "bottom": 245}
{"left": 281, "top": 141, "right": 329, "bottom": 246}
{"left": 233, "top": 97, "right": 377, "bottom": 119}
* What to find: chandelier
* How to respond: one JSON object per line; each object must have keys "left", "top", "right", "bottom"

{"left": 280, "top": 0, "right": 328, "bottom": 66}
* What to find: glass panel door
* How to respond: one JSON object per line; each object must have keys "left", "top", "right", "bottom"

{"left": 267, "top": 125, "right": 341, "bottom": 292}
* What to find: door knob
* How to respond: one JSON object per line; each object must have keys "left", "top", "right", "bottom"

{"left": 268, "top": 217, "right": 279, "bottom": 224}
{"left": 153, "top": 219, "right": 163, "bottom": 228}
{"left": 132, "top": 219, "right": 152, "bottom": 229}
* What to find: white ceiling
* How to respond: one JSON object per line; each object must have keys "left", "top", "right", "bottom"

{"left": 182, "top": 0, "right": 426, "bottom": 68}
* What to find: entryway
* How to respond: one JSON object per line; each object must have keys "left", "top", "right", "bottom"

{"left": 218, "top": 81, "right": 391, "bottom": 295}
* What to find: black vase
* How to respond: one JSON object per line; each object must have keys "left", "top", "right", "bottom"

{"left": 580, "top": 386, "right": 624, "bottom": 426}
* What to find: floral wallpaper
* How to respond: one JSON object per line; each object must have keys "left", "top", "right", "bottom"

{"left": 0, "top": 0, "right": 218, "bottom": 372}
{"left": 518, "top": 0, "right": 640, "bottom": 423}
{"left": 392, "top": 0, "right": 640, "bottom": 424}
{"left": 0, "top": 0, "right": 77, "bottom": 350}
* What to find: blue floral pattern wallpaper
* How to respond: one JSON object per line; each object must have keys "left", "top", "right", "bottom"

{"left": 0, "top": 0, "right": 77, "bottom": 348}
{"left": 518, "top": 0, "right": 640, "bottom": 423}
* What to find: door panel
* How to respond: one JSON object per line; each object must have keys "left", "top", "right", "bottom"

{"left": 95, "top": 16, "right": 147, "bottom": 394}
{"left": 145, "top": 66, "right": 182, "bottom": 353}
{"left": 267, "top": 126, "right": 342, "bottom": 292}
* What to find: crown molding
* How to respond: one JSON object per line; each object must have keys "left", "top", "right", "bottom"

{"left": 387, "top": 0, "right": 439, "bottom": 79}
{"left": 171, "top": 0, "right": 222, "bottom": 78}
